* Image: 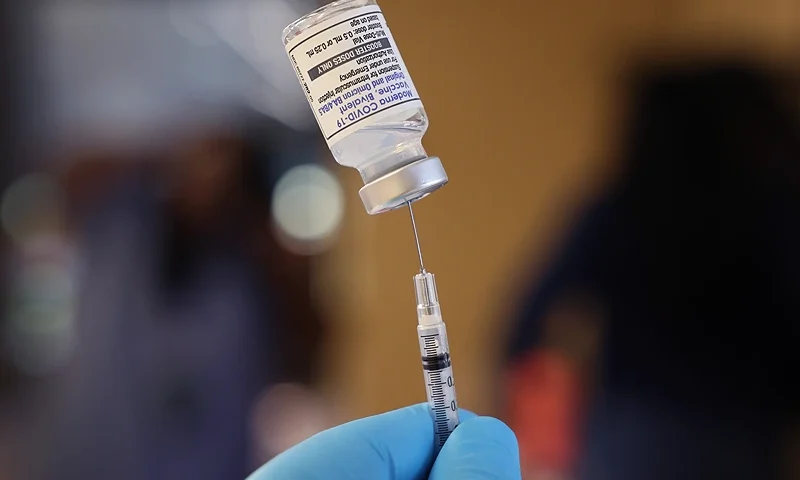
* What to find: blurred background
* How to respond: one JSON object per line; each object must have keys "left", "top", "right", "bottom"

{"left": 0, "top": 0, "right": 797, "bottom": 479}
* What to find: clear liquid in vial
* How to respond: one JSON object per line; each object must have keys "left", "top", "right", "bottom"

{"left": 330, "top": 105, "right": 429, "bottom": 182}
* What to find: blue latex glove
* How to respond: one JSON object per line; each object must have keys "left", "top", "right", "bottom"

{"left": 248, "top": 403, "right": 520, "bottom": 479}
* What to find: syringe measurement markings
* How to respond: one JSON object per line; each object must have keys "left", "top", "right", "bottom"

{"left": 430, "top": 388, "right": 449, "bottom": 412}
{"left": 430, "top": 386, "right": 451, "bottom": 446}
{"left": 428, "top": 372, "right": 449, "bottom": 415}
{"left": 430, "top": 390, "right": 447, "bottom": 404}
{"left": 417, "top": 303, "right": 455, "bottom": 447}
{"left": 433, "top": 405, "right": 450, "bottom": 447}
{"left": 433, "top": 409, "right": 449, "bottom": 424}
{"left": 422, "top": 335, "right": 439, "bottom": 356}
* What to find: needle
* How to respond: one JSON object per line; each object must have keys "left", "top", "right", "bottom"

{"left": 407, "top": 201, "right": 425, "bottom": 273}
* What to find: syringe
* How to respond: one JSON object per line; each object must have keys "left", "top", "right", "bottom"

{"left": 407, "top": 203, "right": 459, "bottom": 450}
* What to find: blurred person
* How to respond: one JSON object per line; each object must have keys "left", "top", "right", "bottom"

{"left": 505, "top": 57, "right": 800, "bottom": 480}
{"left": 4, "top": 115, "right": 330, "bottom": 480}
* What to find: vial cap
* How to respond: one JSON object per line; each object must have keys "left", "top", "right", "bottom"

{"left": 359, "top": 157, "right": 448, "bottom": 215}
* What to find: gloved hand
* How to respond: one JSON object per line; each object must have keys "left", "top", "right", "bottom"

{"left": 247, "top": 403, "right": 521, "bottom": 480}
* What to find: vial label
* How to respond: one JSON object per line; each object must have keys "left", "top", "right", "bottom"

{"left": 285, "top": 6, "right": 423, "bottom": 146}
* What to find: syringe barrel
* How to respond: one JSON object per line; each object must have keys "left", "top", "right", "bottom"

{"left": 418, "top": 322, "right": 459, "bottom": 450}
{"left": 415, "top": 271, "right": 459, "bottom": 450}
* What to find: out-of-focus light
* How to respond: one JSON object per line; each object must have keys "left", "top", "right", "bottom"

{"left": 1, "top": 173, "right": 61, "bottom": 246}
{"left": 271, "top": 164, "right": 344, "bottom": 255}
{"left": 39, "top": 1, "right": 316, "bottom": 147}
{"left": 6, "top": 236, "right": 78, "bottom": 377}
{"left": 187, "top": 0, "right": 317, "bottom": 129}
{"left": 8, "top": 298, "right": 76, "bottom": 377}
{"left": 250, "top": 383, "right": 333, "bottom": 462}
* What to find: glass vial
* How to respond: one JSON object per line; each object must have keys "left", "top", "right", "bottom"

{"left": 282, "top": 0, "right": 448, "bottom": 214}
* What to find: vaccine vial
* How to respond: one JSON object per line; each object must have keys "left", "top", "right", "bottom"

{"left": 282, "top": 0, "right": 448, "bottom": 215}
